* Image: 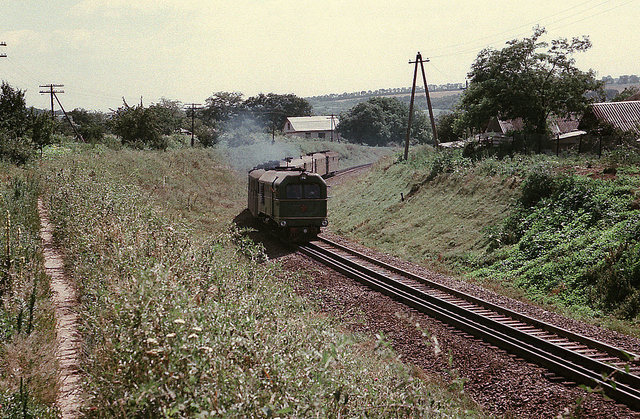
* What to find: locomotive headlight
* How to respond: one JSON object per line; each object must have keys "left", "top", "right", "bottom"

{"left": 279, "top": 220, "right": 287, "bottom": 227}
{"left": 300, "top": 174, "right": 307, "bottom": 180}
{"left": 321, "top": 219, "right": 329, "bottom": 226}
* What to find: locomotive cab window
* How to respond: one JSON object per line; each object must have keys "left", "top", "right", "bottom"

{"left": 304, "top": 184, "right": 320, "bottom": 198}
{"left": 285, "top": 184, "right": 302, "bottom": 199}
{"left": 285, "top": 183, "right": 321, "bottom": 199}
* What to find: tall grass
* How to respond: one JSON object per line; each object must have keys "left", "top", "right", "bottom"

{"left": 40, "top": 149, "right": 483, "bottom": 417}
{"left": 0, "top": 165, "right": 58, "bottom": 418}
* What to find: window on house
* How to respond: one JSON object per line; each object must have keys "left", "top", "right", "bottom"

{"left": 305, "top": 132, "right": 311, "bottom": 138}
{"left": 318, "top": 132, "right": 326, "bottom": 139}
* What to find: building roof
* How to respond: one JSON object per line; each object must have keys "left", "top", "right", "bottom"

{"left": 285, "top": 116, "right": 338, "bottom": 132}
{"left": 487, "top": 115, "right": 581, "bottom": 136}
{"left": 590, "top": 101, "right": 640, "bottom": 133}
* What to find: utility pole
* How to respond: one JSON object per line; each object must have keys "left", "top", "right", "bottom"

{"left": 0, "top": 42, "right": 7, "bottom": 58}
{"left": 330, "top": 114, "right": 336, "bottom": 142}
{"left": 404, "top": 52, "right": 438, "bottom": 161}
{"left": 184, "top": 103, "right": 202, "bottom": 147}
{"left": 39, "top": 84, "right": 64, "bottom": 119}
{"left": 52, "top": 90, "right": 84, "bottom": 142}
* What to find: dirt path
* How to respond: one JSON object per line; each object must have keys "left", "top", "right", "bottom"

{"left": 38, "top": 199, "right": 83, "bottom": 418}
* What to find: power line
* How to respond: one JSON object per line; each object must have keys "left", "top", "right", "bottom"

{"left": 430, "top": 0, "right": 633, "bottom": 59}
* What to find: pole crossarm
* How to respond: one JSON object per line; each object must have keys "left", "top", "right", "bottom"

{"left": 39, "top": 84, "right": 65, "bottom": 119}
{"left": 1, "top": 41, "right": 7, "bottom": 58}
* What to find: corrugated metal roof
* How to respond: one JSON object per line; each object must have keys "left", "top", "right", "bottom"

{"left": 285, "top": 116, "right": 338, "bottom": 132}
{"left": 490, "top": 116, "right": 580, "bottom": 136}
{"left": 591, "top": 101, "right": 640, "bottom": 133}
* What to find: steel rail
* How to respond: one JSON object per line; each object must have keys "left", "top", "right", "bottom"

{"left": 317, "top": 236, "right": 640, "bottom": 363}
{"left": 299, "top": 240, "right": 640, "bottom": 410}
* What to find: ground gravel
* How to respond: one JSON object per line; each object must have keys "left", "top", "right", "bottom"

{"left": 278, "top": 239, "right": 640, "bottom": 418}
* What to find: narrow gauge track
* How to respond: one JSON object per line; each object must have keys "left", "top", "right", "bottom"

{"left": 298, "top": 236, "right": 640, "bottom": 410}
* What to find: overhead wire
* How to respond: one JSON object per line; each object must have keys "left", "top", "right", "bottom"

{"left": 430, "top": 0, "right": 634, "bottom": 59}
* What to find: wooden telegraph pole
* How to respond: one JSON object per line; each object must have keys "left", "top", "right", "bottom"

{"left": 404, "top": 52, "right": 438, "bottom": 160}
{"left": 184, "top": 103, "right": 203, "bottom": 146}
{"left": 39, "top": 84, "right": 65, "bottom": 119}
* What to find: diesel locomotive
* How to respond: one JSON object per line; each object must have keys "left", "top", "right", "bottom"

{"left": 248, "top": 167, "right": 328, "bottom": 242}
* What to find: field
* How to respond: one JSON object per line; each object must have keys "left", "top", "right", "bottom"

{"left": 308, "top": 90, "right": 462, "bottom": 116}
{"left": 0, "top": 141, "right": 484, "bottom": 416}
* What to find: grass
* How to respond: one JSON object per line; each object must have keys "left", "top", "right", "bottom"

{"left": 329, "top": 145, "right": 640, "bottom": 335}
{"left": 0, "top": 164, "right": 58, "bottom": 418}
{"left": 329, "top": 147, "right": 520, "bottom": 270}
{"left": 36, "top": 146, "right": 485, "bottom": 417}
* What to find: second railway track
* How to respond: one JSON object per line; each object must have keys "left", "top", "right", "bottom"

{"left": 299, "top": 236, "right": 640, "bottom": 410}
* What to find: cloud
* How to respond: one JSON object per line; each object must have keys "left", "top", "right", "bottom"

{"left": 53, "top": 29, "right": 93, "bottom": 50}
{"left": 69, "top": 0, "right": 192, "bottom": 17}
{"left": 0, "top": 30, "right": 47, "bottom": 52}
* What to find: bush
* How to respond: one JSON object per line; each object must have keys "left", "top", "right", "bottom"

{"left": 0, "top": 133, "right": 35, "bottom": 165}
{"left": 110, "top": 101, "right": 166, "bottom": 150}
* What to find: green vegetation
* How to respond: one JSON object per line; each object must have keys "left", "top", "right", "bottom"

{"left": 0, "top": 165, "right": 58, "bottom": 418}
{"left": 329, "top": 145, "right": 640, "bottom": 328}
{"left": 0, "top": 82, "right": 54, "bottom": 164}
{"left": 27, "top": 146, "right": 482, "bottom": 417}
{"left": 337, "top": 97, "right": 433, "bottom": 146}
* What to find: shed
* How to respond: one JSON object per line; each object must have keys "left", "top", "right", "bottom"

{"left": 587, "top": 101, "right": 640, "bottom": 134}
{"left": 283, "top": 116, "right": 340, "bottom": 141}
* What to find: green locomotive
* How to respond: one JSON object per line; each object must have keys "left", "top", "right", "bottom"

{"left": 248, "top": 168, "right": 328, "bottom": 242}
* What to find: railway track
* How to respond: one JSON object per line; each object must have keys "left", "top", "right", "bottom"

{"left": 327, "top": 163, "right": 373, "bottom": 178}
{"left": 298, "top": 236, "right": 640, "bottom": 410}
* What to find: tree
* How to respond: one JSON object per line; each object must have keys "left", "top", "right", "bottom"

{"left": 0, "top": 81, "right": 29, "bottom": 138}
{"left": 244, "top": 93, "right": 312, "bottom": 131}
{"left": 459, "top": 27, "right": 602, "bottom": 137}
{"left": 612, "top": 86, "right": 640, "bottom": 102}
{"left": 110, "top": 100, "right": 166, "bottom": 150}
{"left": 200, "top": 92, "right": 245, "bottom": 126}
{"left": 68, "top": 108, "right": 107, "bottom": 142}
{"left": 148, "top": 98, "right": 186, "bottom": 135}
{"left": 337, "top": 97, "right": 432, "bottom": 146}
{"left": 28, "top": 109, "right": 54, "bottom": 154}
{"left": 436, "top": 111, "right": 466, "bottom": 143}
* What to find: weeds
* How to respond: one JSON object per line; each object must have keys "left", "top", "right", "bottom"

{"left": 40, "top": 149, "right": 483, "bottom": 417}
{"left": 0, "top": 170, "right": 58, "bottom": 417}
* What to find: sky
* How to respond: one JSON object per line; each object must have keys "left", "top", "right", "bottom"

{"left": 0, "top": 0, "right": 638, "bottom": 112}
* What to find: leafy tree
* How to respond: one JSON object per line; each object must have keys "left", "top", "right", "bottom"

{"left": 28, "top": 109, "right": 54, "bottom": 154}
{"left": 69, "top": 108, "right": 107, "bottom": 142}
{"left": 200, "top": 92, "right": 245, "bottom": 126}
{"left": 0, "top": 81, "right": 29, "bottom": 138}
{"left": 110, "top": 100, "right": 166, "bottom": 150}
{"left": 148, "top": 98, "right": 186, "bottom": 135}
{"left": 337, "top": 97, "right": 432, "bottom": 146}
{"left": 459, "top": 27, "right": 602, "bottom": 137}
{"left": 613, "top": 86, "right": 640, "bottom": 102}
{"left": 244, "top": 93, "right": 312, "bottom": 131}
{"left": 436, "top": 111, "right": 466, "bottom": 143}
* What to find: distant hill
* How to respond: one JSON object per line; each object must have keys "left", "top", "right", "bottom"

{"left": 307, "top": 87, "right": 464, "bottom": 116}
{"left": 309, "top": 79, "right": 640, "bottom": 116}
